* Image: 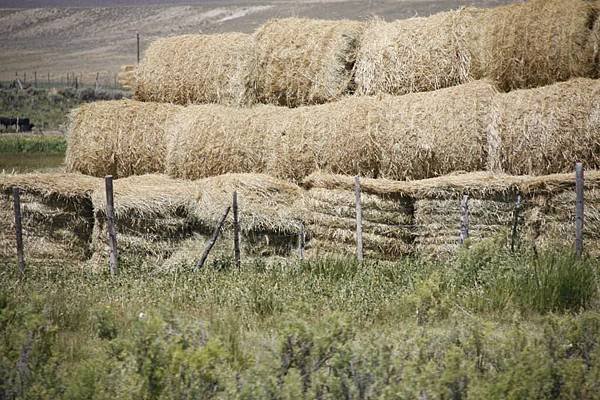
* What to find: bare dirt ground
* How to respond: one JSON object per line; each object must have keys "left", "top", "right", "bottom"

{"left": 0, "top": 0, "right": 516, "bottom": 84}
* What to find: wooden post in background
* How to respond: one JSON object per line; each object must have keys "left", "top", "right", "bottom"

{"left": 95, "top": 72, "right": 100, "bottom": 91}
{"left": 105, "top": 176, "right": 118, "bottom": 276}
{"left": 233, "top": 191, "right": 241, "bottom": 268}
{"left": 510, "top": 193, "right": 522, "bottom": 253}
{"left": 137, "top": 32, "right": 140, "bottom": 64}
{"left": 298, "top": 222, "right": 305, "bottom": 260}
{"left": 12, "top": 188, "right": 25, "bottom": 274}
{"left": 460, "top": 194, "right": 470, "bottom": 244}
{"left": 575, "top": 162, "right": 584, "bottom": 257}
{"left": 47, "top": 72, "right": 50, "bottom": 86}
{"left": 354, "top": 176, "right": 364, "bottom": 262}
{"left": 195, "top": 206, "right": 230, "bottom": 271}
{"left": 34, "top": 71, "right": 37, "bottom": 88}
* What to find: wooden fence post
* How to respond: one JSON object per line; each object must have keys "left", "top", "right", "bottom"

{"left": 575, "top": 162, "right": 584, "bottom": 257}
{"left": 298, "top": 222, "right": 305, "bottom": 260}
{"left": 195, "top": 206, "right": 231, "bottom": 271}
{"left": 137, "top": 32, "right": 140, "bottom": 64}
{"left": 34, "top": 71, "right": 37, "bottom": 88}
{"left": 233, "top": 191, "right": 241, "bottom": 268}
{"left": 355, "top": 176, "right": 364, "bottom": 262}
{"left": 510, "top": 193, "right": 522, "bottom": 253}
{"left": 105, "top": 176, "right": 118, "bottom": 276}
{"left": 12, "top": 188, "right": 25, "bottom": 274}
{"left": 460, "top": 194, "right": 470, "bottom": 244}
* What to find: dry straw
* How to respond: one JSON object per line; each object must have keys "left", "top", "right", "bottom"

{"left": 254, "top": 18, "right": 363, "bottom": 107}
{"left": 117, "top": 64, "right": 136, "bottom": 90}
{"left": 472, "top": 0, "right": 600, "bottom": 91}
{"left": 488, "top": 78, "right": 600, "bottom": 176}
{"left": 354, "top": 9, "right": 478, "bottom": 96}
{"left": 66, "top": 100, "right": 183, "bottom": 178}
{"left": 134, "top": 33, "right": 257, "bottom": 106}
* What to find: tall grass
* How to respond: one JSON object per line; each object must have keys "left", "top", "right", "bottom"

{"left": 0, "top": 246, "right": 599, "bottom": 399}
{"left": 0, "top": 134, "right": 66, "bottom": 154}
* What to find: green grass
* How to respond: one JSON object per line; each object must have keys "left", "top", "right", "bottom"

{"left": 1, "top": 246, "right": 599, "bottom": 399}
{"left": 0, "top": 135, "right": 66, "bottom": 154}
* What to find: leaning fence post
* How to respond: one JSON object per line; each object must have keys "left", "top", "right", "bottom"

{"left": 137, "top": 32, "right": 140, "bottom": 64}
{"left": 355, "top": 176, "right": 364, "bottom": 262}
{"left": 298, "top": 222, "right": 305, "bottom": 260}
{"left": 233, "top": 191, "right": 241, "bottom": 268}
{"left": 460, "top": 194, "right": 470, "bottom": 244}
{"left": 12, "top": 188, "right": 25, "bottom": 274}
{"left": 195, "top": 206, "right": 231, "bottom": 271}
{"left": 575, "top": 162, "right": 584, "bottom": 257}
{"left": 510, "top": 193, "right": 522, "bottom": 252}
{"left": 105, "top": 176, "right": 118, "bottom": 276}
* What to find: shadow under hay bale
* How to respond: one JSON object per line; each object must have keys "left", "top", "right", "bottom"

{"left": 0, "top": 173, "right": 99, "bottom": 263}
{"left": 134, "top": 33, "right": 257, "bottom": 107}
{"left": 354, "top": 9, "right": 478, "bottom": 96}
{"left": 254, "top": 18, "right": 363, "bottom": 107}
{"left": 66, "top": 100, "right": 184, "bottom": 178}
{"left": 489, "top": 78, "right": 600, "bottom": 175}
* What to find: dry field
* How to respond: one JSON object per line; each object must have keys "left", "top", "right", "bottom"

{"left": 0, "top": 0, "right": 516, "bottom": 83}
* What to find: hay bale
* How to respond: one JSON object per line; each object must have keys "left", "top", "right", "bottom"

{"left": 90, "top": 174, "right": 200, "bottom": 267}
{"left": 489, "top": 78, "right": 600, "bottom": 176}
{"left": 375, "top": 80, "right": 497, "bottom": 180}
{"left": 165, "top": 103, "right": 288, "bottom": 180}
{"left": 253, "top": 18, "right": 363, "bottom": 107}
{"left": 0, "top": 173, "right": 99, "bottom": 263}
{"left": 520, "top": 171, "right": 600, "bottom": 257}
{"left": 117, "top": 64, "right": 136, "bottom": 90}
{"left": 473, "top": 0, "right": 600, "bottom": 91}
{"left": 354, "top": 9, "right": 478, "bottom": 96}
{"left": 66, "top": 100, "right": 183, "bottom": 178}
{"left": 134, "top": 33, "right": 257, "bottom": 106}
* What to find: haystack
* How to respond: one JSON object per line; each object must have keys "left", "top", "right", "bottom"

{"left": 301, "top": 181, "right": 414, "bottom": 259}
{"left": 65, "top": 100, "right": 183, "bottom": 178}
{"left": 253, "top": 18, "right": 363, "bottom": 107}
{"left": 354, "top": 9, "right": 478, "bottom": 96}
{"left": 489, "top": 78, "right": 600, "bottom": 175}
{"left": 0, "top": 173, "right": 99, "bottom": 263}
{"left": 117, "top": 64, "right": 136, "bottom": 90}
{"left": 472, "top": 0, "right": 600, "bottom": 91}
{"left": 134, "top": 33, "right": 257, "bottom": 106}
{"left": 165, "top": 103, "right": 289, "bottom": 180}
{"left": 374, "top": 80, "right": 497, "bottom": 180}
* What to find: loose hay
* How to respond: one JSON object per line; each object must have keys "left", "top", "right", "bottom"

{"left": 0, "top": 173, "right": 99, "bottom": 263}
{"left": 355, "top": 9, "right": 478, "bottom": 96}
{"left": 117, "top": 64, "right": 136, "bottom": 90}
{"left": 489, "top": 78, "right": 600, "bottom": 176}
{"left": 254, "top": 18, "right": 363, "bottom": 107}
{"left": 66, "top": 100, "right": 183, "bottom": 178}
{"left": 134, "top": 33, "right": 257, "bottom": 106}
{"left": 472, "top": 0, "right": 600, "bottom": 91}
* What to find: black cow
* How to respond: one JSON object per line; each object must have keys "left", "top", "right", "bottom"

{"left": 0, "top": 117, "right": 34, "bottom": 132}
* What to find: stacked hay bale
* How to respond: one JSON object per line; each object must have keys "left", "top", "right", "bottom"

{"left": 165, "top": 103, "right": 289, "bottom": 180}
{"left": 488, "top": 78, "right": 600, "bottom": 175}
{"left": 65, "top": 100, "right": 183, "bottom": 178}
{"left": 254, "top": 18, "right": 363, "bottom": 107}
{"left": 89, "top": 174, "right": 200, "bottom": 267}
{"left": 134, "top": 33, "right": 257, "bottom": 106}
{"left": 302, "top": 173, "right": 414, "bottom": 259}
{"left": 521, "top": 171, "right": 600, "bottom": 257}
{"left": 354, "top": 9, "right": 478, "bottom": 96}
{"left": 192, "top": 173, "right": 304, "bottom": 258}
{"left": 0, "top": 173, "right": 99, "bottom": 263}
{"left": 472, "top": 0, "right": 600, "bottom": 91}
{"left": 375, "top": 80, "right": 497, "bottom": 180}
{"left": 117, "top": 64, "right": 136, "bottom": 91}
{"left": 90, "top": 173, "right": 304, "bottom": 268}
{"left": 409, "top": 173, "right": 525, "bottom": 257}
